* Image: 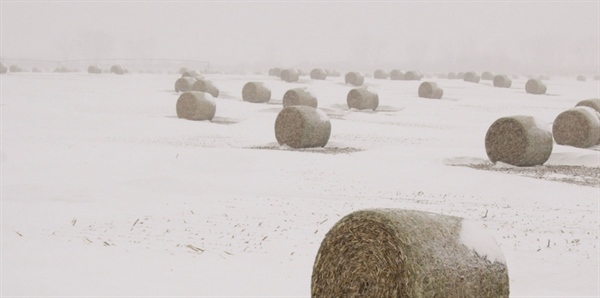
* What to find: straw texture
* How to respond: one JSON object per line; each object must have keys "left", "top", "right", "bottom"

{"left": 552, "top": 107, "right": 600, "bottom": 148}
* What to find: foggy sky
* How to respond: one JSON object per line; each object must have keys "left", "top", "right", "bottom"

{"left": 1, "top": 1, "right": 599, "bottom": 74}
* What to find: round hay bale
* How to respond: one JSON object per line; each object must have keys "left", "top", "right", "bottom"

{"left": 481, "top": 71, "right": 495, "bottom": 81}
{"left": 9, "top": 65, "right": 22, "bottom": 73}
{"left": 403, "top": 71, "right": 421, "bottom": 81}
{"left": 456, "top": 72, "right": 465, "bottom": 80}
{"left": 269, "top": 68, "right": 282, "bottom": 76}
{"left": 0, "top": 62, "right": 7, "bottom": 74}
{"left": 373, "top": 69, "right": 388, "bottom": 79}
{"left": 418, "top": 82, "right": 444, "bottom": 99}
{"left": 179, "top": 67, "right": 190, "bottom": 75}
{"left": 576, "top": 75, "right": 586, "bottom": 82}
{"left": 575, "top": 98, "right": 600, "bottom": 113}
{"left": 310, "top": 68, "right": 327, "bottom": 80}
{"left": 347, "top": 87, "right": 379, "bottom": 110}
{"left": 493, "top": 75, "right": 512, "bottom": 88}
{"left": 175, "top": 77, "right": 198, "bottom": 93}
{"left": 32, "top": 67, "right": 42, "bottom": 73}
{"left": 552, "top": 107, "right": 600, "bottom": 148}
{"left": 242, "top": 81, "right": 271, "bottom": 103}
{"left": 463, "top": 71, "right": 480, "bottom": 83}
{"left": 525, "top": 79, "right": 547, "bottom": 95}
{"left": 389, "top": 69, "right": 405, "bottom": 80}
{"left": 175, "top": 91, "right": 216, "bottom": 121}
{"left": 447, "top": 72, "right": 457, "bottom": 80}
{"left": 282, "top": 87, "right": 318, "bottom": 108}
{"left": 191, "top": 79, "right": 219, "bottom": 98}
{"left": 485, "top": 115, "right": 553, "bottom": 166}
{"left": 88, "top": 65, "right": 102, "bottom": 74}
{"left": 182, "top": 70, "right": 202, "bottom": 78}
{"left": 345, "top": 72, "right": 364, "bottom": 86}
{"left": 311, "top": 209, "right": 510, "bottom": 298}
{"left": 110, "top": 65, "right": 125, "bottom": 75}
{"left": 281, "top": 68, "right": 300, "bottom": 82}
{"left": 274, "top": 106, "right": 331, "bottom": 148}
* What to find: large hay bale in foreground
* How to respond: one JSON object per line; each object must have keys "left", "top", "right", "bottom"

{"left": 345, "top": 72, "right": 364, "bottom": 86}
{"left": 576, "top": 75, "right": 586, "bottom": 82}
{"left": 242, "top": 81, "right": 271, "bottom": 103}
{"left": 274, "top": 106, "right": 331, "bottom": 148}
{"left": 191, "top": 79, "right": 219, "bottom": 98}
{"left": 575, "top": 98, "right": 600, "bottom": 113}
{"left": 347, "top": 87, "right": 379, "bottom": 110}
{"left": 312, "top": 209, "right": 509, "bottom": 298}
{"left": 310, "top": 68, "right": 327, "bottom": 80}
{"left": 373, "top": 69, "right": 388, "bottom": 79}
{"left": 552, "top": 107, "right": 600, "bottom": 148}
{"left": 481, "top": 71, "right": 495, "bottom": 81}
{"left": 463, "top": 71, "right": 480, "bottom": 83}
{"left": 389, "top": 69, "right": 405, "bottom": 80}
{"left": 110, "top": 65, "right": 125, "bottom": 75}
{"left": 283, "top": 87, "right": 318, "bottom": 108}
{"left": 0, "top": 62, "right": 7, "bottom": 74}
{"left": 493, "top": 75, "right": 512, "bottom": 88}
{"left": 175, "top": 77, "right": 197, "bottom": 92}
{"left": 176, "top": 91, "right": 216, "bottom": 121}
{"left": 9, "top": 65, "right": 22, "bottom": 73}
{"left": 418, "top": 82, "right": 444, "bottom": 99}
{"left": 485, "top": 115, "right": 553, "bottom": 166}
{"left": 88, "top": 65, "right": 102, "bottom": 74}
{"left": 403, "top": 70, "right": 421, "bottom": 81}
{"left": 525, "top": 79, "right": 547, "bottom": 95}
{"left": 281, "top": 68, "right": 300, "bottom": 82}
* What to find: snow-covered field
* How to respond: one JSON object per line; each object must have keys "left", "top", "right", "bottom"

{"left": 1, "top": 71, "right": 598, "bottom": 297}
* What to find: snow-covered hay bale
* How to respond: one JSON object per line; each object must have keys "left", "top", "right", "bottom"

{"left": 191, "top": 79, "right": 219, "bottom": 98}
{"left": 182, "top": 70, "right": 202, "bottom": 78}
{"left": 282, "top": 87, "right": 318, "bottom": 108}
{"left": 88, "top": 65, "right": 102, "bottom": 74}
{"left": 525, "top": 79, "right": 547, "bottom": 95}
{"left": 175, "top": 91, "right": 216, "bottom": 121}
{"left": 404, "top": 71, "right": 421, "bottom": 81}
{"left": 481, "top": 71, "right": 495, "bottom": 81}
{"left": 274, "top": 106, "right": 331, "bottom": 148}
{"left": 418, "top": 82, "right": 444, "bottom": 99}
{"left": 576, "top": 75, "right": 586, "bottom": 82}
{"left": 281, "top": 68, "right": 300, "bottom": 82}
{"left": 110, "top": 65, "right": 125, "bottom": 75}
{"left": 345, "top": 72, "right": 364, "bottom": 86}
{"left": 389, "top": 69, "right": 404, "bottom": 80}
{"left": 0, "top": 62, "right": 7, "bottom": 74}
{"left": 175, "top": 77, "right": 197, "bottom": 93}
{"left": 373, "top": 69, "right": 388, "bottom": 79}
{"left": 463, "top": 72, "right": 480, "bottom": 83}
{"left": 310, "top": 68, "right": 327, "bottom": 80}
{"left": 485, "top": 115, "right": 553, "bottom": 166}
{"left": 269, "top": 68, "right": 283, "bottom": 77}
{"left": 493, "top": 75, "right": 512, "bottom": 88}
{"left": 552, "top": 107, "right": 600, "bottom": 148}
{"left": 575, "top": 98, "right": 600, "bottom": 113}
{"left": 9, "top": 65, "right": 22, "bottom": 73}
{"left": 242, "top": 81, "right": 271, "bottom": 103}
{"left": 311, "top": 209, "right": 509, "bottom": 298}
{"left": 347, "top": 87, "right": 379, "bottom": 110}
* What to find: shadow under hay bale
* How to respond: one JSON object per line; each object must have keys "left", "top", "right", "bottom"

{"left": 274, "top": 106, "right": 330, "bottom": 148}
{"left": 0, "top": 62, "right": 7, "bottom": 74}
{"left": 373, "top": 69, "right": 388, "bottom": 79}
{"left": 191, "top": 79, "right": 219, "bottom": 98}
{"left": 310, "top": 68, "right": 327, "bottom": 80}
{"left": 281, "top": 68, "right": 300, "bottom": 82}
{"left": 176, "top": 91, "right": 216, "bottom": 121}
{"left": 347, "top": 87, "right": 379, "bottom": 110}
{"left": 552, "top": 107, "right": 600, "bottom": 148}
{"left": 418, "top": 82, "right": 444, "bottom": 99}
{"left": 485, "top": 115, "right": 553, "bottom": 167}
{"left": 576, "top": 75, "right": 586, "bottom": 82}
{"left": 283, "top": 87, "right": 318, "bottom": 108}
{"left": 242, "top": 82, "right": 271, "bottom": 103}
{"left": 175, "top": 77, "right": 197, "bottom": 93}
{"left": 88, "top": 65, "right": 102, "bottom": 74}
{"left": 312, "top": 209, "right": 509, "bottom": 298}
{"left": 575, "top": 98, "right": 600, "bottom": 113}
{"left": 481, "top": 71, "right": 495, "bottom": 81}
{"left": 403, "top": 70, "right": 421, "bottom": 81}
{"left": 345, "top": 72, "right": 364, "bottom": 86}
{"left": 463, "top": 71, "right": 480, "bottom": 83}
{"left": 110, "top": 65, "right": 125, "bottom": 75}
{"left": 525, "top": 79, "right": 547, "bottom": 95}
{"left": 389, "top": 69, "right": 405, "bottom": 80}
{"left": 9, "top": 65, "right": 22, "bottom": 73}
{"left": 493, "top": 75, "right": 512, "bottom": 88}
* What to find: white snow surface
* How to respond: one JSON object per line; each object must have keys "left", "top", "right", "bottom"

{"left": 459, "top": 219, "right": 506, "bottom": 264}
{"left": 1, "top": 72, "right": 599, "bottom": 297}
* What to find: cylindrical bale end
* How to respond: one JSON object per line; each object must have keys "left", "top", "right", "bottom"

{"left": 463, "top": 72, "right": 480, "bottom": 83}
{"left": 418, "top": 82, "right": 444, "bottom": 99}
{"left": 281, "top": 68, "right": 300, "bottom": 82}
{"left": 242, "top": 82, "right": 271, "bottom": 103}
{"left": 552, "top": 107, "right": 600, "bottom": 148}
{"left": 525, "top": 79, "right": 547, "bottom": 95}
{"left": 345, "top": 72, "right": 364, "bottom": 86}
{"left": 312, "top": 209, "right": 510, "bottom": 298}
{"left": 493, "top": 75, "right": 512, "bottom": 88}
{"left": 191, "top": 79, "right": 220, "bottom": 98}
{"left": 310, "top": 68, "right": 327, "bottom": 80}
{"left": 274, "top": 106, "right": 331, "bottom": 148}
{"left": 374, "top": 69, "right": 388, "bottom": 79}
{"left": 575, "top": 98, "right": 600, "bottom": 113}
{"left": 347, "top": 87, "right": 379, "bottom": 110}
{"left": 485, "top": 115, "right": 553, "bottom": 166}
{"left": 176, "top": 91, "right": 216, "bottom": 121}
{"left": 283, "top": 88, "right": 318, "bottom": 108}
{"left": 175, "top": 77, "right": 198, "bottom": 93}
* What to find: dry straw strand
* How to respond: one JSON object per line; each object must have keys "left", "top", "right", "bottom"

{"left": 176, "top": 91, "right": 216, "bottom": 121}
{"left": 274, "top": 106, "right": 331, "bottom": 148}
{"left": 347, "top": 87, "right": 379, "bottom": 110}
{"left": 552, "top": 106, "right": 600, "bottom": 148}
{"left": 242, "top": 82, "right": 271, "bottom": 103}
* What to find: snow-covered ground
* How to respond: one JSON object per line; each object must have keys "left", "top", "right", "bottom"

{"left": 1, "top": 71, "right": 598, "bottom": 297}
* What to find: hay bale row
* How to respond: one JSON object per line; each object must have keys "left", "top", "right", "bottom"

{"left": 310, "top": 68, "right": 327, "bottom": 80}
{"left": 347, "top": 87, "right": 378, "bottom": 110}
{"left": 111, "top": 65, "right": 125, "bottom": 75}
{"left": 463, "top": 71, "right": 480, "bottom": 83}
{"left": 281, "top": 68, "right": 300, "bottom": 82}
{"left": 312, "top": 209, "right": 509, "bottom": 297}
{"left": 373, "top": 69, "right": 388, "bottom": 79}
{"left": 176, "top": 91, "right": 216, "bottom": 121}
{"left": 389, "top": 69, "right": 404, "bottom": 80}
{"left": 576, "top": 75, "right": 586, "bottom": 82}
{"left": 493, "top": 75, "right": 512, "bottom": 88}
{"left": 191, "top": 79, "right": 219, "bottom": 98}
{"left": 283, "top": 87, "right": 318, "bottom": 108}
{"left": 345, "top": 72, "right": 364, "bottom": 86}
{"left": 525, "top": 79, "right": 547, "bottom": 95}
{"left": 175, "top": 77, "right": 197, "bottom": 92}
{"left": 0, "top": 62, "right": 7, "bottom": 74}
{"left": 418, "top": 82, "right": 443, "bottom": 99}
{"left": 88, "top": 65, "right": 102, "bottom": 74}
{"left": 242, "top": 82, "right": 271, "bottom": 103}
{"left": 481, "top": 71, "right": 495, "bottom": 81}
{"left": 485, "top": 115, "right": 553, "bottom": 166}
{"left": 274, "top": 106, "right": 330, "bottom": 148}
{"left": 552, "top": 106, "right": 600, "bottom": 148}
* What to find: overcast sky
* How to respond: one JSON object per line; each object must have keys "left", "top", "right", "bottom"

{"left": 1, "top": 1, "right": 598, "bottom": 74}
